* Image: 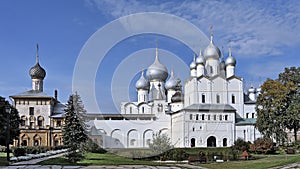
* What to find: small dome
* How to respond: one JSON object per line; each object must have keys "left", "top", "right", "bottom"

{"left": 136, "top": 70, "right": 149, "bottom": 90}
{"left": 248, "top": 87, "right": 255, "bottom": 93}
{"left": 29, "top": 62, "right": 46, "bottom": 79}
{"left": 165, "top": 70, "right": 177, "bottom": 90}
{"left": 196, "top": 49, "right": 205, "bottom": 65}
{"left": 146, "top": 48, "right": 168, "bottom": 82}
{"left": 190, "top": 54, "right": 196, "bottom": 70}
{"left": 171, "top": 91, "right": 183, "bottom": 103}
{"left": 225, "top": 48, "right": 236, "bottom": 66}
{"left": 204, "top": 36, "right": 221, "bottom": 60}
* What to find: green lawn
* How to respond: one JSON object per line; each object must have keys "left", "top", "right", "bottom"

{"left": 39, "top": 153, "right": 161, "bottom": 166}
{"left": 197, "top": 154, "right": 300, "bottom": 169}
{"left": 39, "top": 152, "right": 300, "bottom": 169}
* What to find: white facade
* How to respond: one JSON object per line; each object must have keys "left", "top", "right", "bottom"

{"left": 87, "top": 30, "right": 263, "bottom": 148}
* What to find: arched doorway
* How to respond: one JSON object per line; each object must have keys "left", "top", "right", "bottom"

{"left": 207, "top": 136, "right": 216, "bottom": 147}
{"left": 191, "top": 138, "right": 196, "bottom": 147}
{"left": 223, "top": 138, "right": 227, "bottom": 147}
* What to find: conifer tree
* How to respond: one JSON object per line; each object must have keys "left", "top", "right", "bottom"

{"left": 63, "top": 93, "right": 87, "bottom": 163}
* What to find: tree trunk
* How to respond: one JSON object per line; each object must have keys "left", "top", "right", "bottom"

{"left": 294, "top": 127, "right": 298, "bottom": 142}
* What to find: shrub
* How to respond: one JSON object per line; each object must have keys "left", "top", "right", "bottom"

{"left": 13, "top": 147, "right": 26, "bottom": 157}
{"left": 250, "top": 137, "right": 275, "bottom": 154}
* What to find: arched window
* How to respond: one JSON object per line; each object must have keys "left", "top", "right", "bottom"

{"left": 130, "top": 107, "right": 132, "bottom": 114}
{"left": 225, "top": 115, "right": 228, "bottom": 121}
{"left": 202, "top": 114, "right": 205, "bottom": 120}
{"left": 37, "top": 116, "right": 44, "bottom": 128}
{"left": 202, "top": 94, "right": 205, "bottom": 103}
{"left": 216, "top": 94, "right": 220, "bottom": 103}
{"left": 142, "top": 107, "right": 145, "bottom": 113}
{"left": 21, "top": 116, "right": 27, "bottom": 126}
{"left": 232, "top": 94, "right": 235, "bottom": 104}
{"left": 207, "top": 115, "right": 210, "bottom": 120}
{"left": 246, "top": 113, "right": 249, "bottom": 118}
{"left": 196, "top": 114, "right": 199, "bottom": 120}
{"left": 190, "top": 114, "right": 193, "bottom": 120}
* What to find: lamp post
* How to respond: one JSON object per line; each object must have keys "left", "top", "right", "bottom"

{"left": 5, "top": 106, "right": 11, "bottom": 162}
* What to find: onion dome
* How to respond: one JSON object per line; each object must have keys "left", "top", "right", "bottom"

{"left": 136, "top": 70, "right": 150, "bottom": 90}
{"left": 203, "top": 26, "right": 221, "bottom": 60}
{"left": 146, "top": 46, "right": 168, "bottom": 82}
{"left": 248, "top": 87, "right": 255, "bottom": 93}
{"left": 196, "top": 49, "right": 205, "bottom": 65}
{"left": 171, "top": 91, "right": 183, "bottom": 103}
{"left": 189, "top": 54, "right": 196, "bottom": 69}
{"left": 165, "top": 70, "right": 177, "bottom": 90}
{"left": 29, "top": 44, "right": 46, "bottom": 79}
{"left": 225, "top": 47, "right": 236, "bottom": 66}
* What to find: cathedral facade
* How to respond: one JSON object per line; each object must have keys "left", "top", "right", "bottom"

{"left": 87, "top": 30, "right": 263, "bottom": 148}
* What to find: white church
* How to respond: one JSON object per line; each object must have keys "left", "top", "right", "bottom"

{"left": 86, "top": 29, "right": 262, "bottom": 148}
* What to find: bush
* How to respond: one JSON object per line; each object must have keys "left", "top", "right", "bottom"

{"left": 13, "top": 147, "right": 26, "bottom": 157}
{"left": 232, "top": 138, "right": 251, "bottom": 151}
{"left": 250, "top": 137, "right": 275, "bottom": 154}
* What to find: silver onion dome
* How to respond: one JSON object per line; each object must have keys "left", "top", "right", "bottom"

{"left": 146, "top": 47, "right": 168, "bottom": 82}
{"left": 171, "top": 91, "right": 183, "bottom": 103}
{"left": 190, "top": 54, "right": 196, "bottom": 69}
{"left": 136, "top": 70, "right": 150, "bottom": 90}
{"left": 204, "top": 36, "right": 221, "bottom": 60}
{"left": 165, "top": 70, "right": 177, "bottom": 90}
{"left": 225, "top": 48, "right": 236, "bottom": 66}
{"left": 196, "top": 49, "right": 205, "bottom": 65}
{"left": 29, "top": 44, "right": 46, "bottom": 79}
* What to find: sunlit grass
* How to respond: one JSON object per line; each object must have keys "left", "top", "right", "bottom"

{"left": 197, "top": 154, "right": 300, "bottom": 169}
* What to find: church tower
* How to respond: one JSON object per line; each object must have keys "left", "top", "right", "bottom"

{"left": 146, "top": 44, "right": 168, "bottom": 101}
{"left": 203, "top": 26, "right": 221, "bottom": 77}
{"left": 135, "top": 70, "right": 150, "bottom": 104}
{"left": 29, "top": 44, "right": 46, "bottom": 92}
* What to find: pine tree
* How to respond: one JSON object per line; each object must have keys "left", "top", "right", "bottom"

{"left": 63, "top": 93, "right": 88, "bottom": 163}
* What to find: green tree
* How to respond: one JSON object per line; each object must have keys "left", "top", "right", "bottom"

{"left": 0, "top": 96, "right": 20, "bottom": 146}
{"left": 63, "top": 93, "right": 88, "bottom": 163}
{"left": 255, "top": 79, "right": 288, "bottom": 144}
{"left": 278, "top": 67, "right": 300, "bottom": 141}
{"left": 148, "top": 133, "right": 173, "bottom": 157}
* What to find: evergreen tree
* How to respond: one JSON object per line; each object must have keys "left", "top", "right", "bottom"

{"left": 63, "top": 93, "right": 88, "bottom": 163}
{"left": 0, "top": 96, "right": 20, "bottom": 146}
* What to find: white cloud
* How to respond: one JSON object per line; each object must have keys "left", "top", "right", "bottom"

{"left": 85, "top": 0, "right": 300, "bottom": 58}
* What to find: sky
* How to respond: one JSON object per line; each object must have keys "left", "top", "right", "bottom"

{"left": 0, "top": 0, "right": 300, "bottom": 113}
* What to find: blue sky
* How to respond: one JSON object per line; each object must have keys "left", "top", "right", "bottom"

{"left": 1, "top": 0, "right": 300, "bottom": 113}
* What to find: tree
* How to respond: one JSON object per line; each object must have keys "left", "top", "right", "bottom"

{"left": 255, "top": 79, "right": 288, "bottom": 144}
{"left": 63, "top": 93, "right": 88, "bottom": 163}
{"left": 250, "top": 137, "right": 274, "bottom": 154}
{"left": 278, "top": 67, "right": 300, "bottom": 141}
{"left": 232, "top": 138, "right": 250, "bottom": 151}
{"left": 0, "top": 96, "right": 20, "bottom": 146}
{"left": 148, "top": 133, "right": 173, "bottom": 157}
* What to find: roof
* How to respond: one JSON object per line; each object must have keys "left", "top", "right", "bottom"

{"left": 10, "top": 90, "right": 53, "bottom": 99}
{"left": 236, "top": 118, "right": 257, "bottom": 125}
{"left": 88, "top": 125, "right": 103, "bottom": 136}
{"left": 84, "top": 113, "right": 156, "bottom": 120}
{"left": 182, "top": 104, "right": 236, "bottom": 112}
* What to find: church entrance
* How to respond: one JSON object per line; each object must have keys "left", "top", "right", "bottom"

{"left": 207, "top": 136, "right": 216, "bottom": 147}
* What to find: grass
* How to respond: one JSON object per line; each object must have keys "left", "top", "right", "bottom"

{"left": 0, "top": 153, "right": 9, "bottom": 166}
{"left": 39, "top": 152, "right": 300, "bottom": 169}
{"left": 39, "top": 152, "right": 162, "bottom": 166}
{"left": 197, "top": 154, "right": 300, "bottom": 169}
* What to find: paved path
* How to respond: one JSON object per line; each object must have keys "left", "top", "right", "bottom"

{"left": 1, "top": 165, "right": 205, "bottom": 169}
{"left": 9, "top": 152, "right": 67, "bottom": 166}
